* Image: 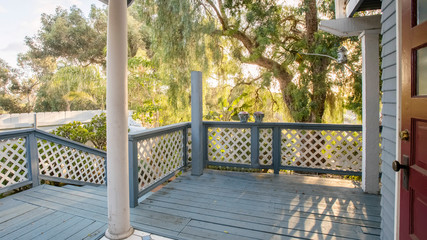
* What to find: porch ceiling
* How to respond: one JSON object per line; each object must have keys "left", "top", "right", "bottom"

{"left": 346, "top": 0, "right": 382, "bottom": 17}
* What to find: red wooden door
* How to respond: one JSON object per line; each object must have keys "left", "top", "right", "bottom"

{"left": 399, "top": 0, "right": 427, "bottom": 239}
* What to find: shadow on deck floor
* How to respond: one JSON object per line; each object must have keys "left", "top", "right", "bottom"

{"left": 0, "top": 170, "right": 381, "bottom": 240}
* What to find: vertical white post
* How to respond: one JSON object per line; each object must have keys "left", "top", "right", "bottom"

{"left": 191, "top": 71, "right": 204, "bottom": 176}
{"left": 105, "top": 0, "right": 133, "bottom": 239}
{"left": 360, "top": 30, "right": 380, "bottom": 194}
{"left": 335, "top": 0, "right": 346, "bottom": 19}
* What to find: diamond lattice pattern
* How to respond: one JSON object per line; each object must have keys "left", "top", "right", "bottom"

{"left": 0, "top": 137, "right": 28, "bottom": 188}
{"left": 187, "top": 128, "right": 192, "bottom": 164}
{"left": 281, "top": 129, "right": 362, "bottom": 171}
{"left": 208, "top": 127, "right": 251, "bottom": 164}
{"left": 38, "top": 139, "right": 105, "bottom": 184}
{"left": 259, "top": 128, "right": 273, "bottom": 165}
{"left": 137, "top": 130, "right": 183, "bottom": 191}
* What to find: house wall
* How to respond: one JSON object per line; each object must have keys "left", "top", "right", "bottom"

{"left": 380, "top": 0, "right": 397, "bottom": 239}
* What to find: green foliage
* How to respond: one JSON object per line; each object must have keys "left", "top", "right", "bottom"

{"left": 85, "top": 113, "right": 107, "bottom": 150}
{"left": 133, "top": 0, "right": 364, "bottom": 123}
{"left": 52, "top": 113, "right": 107, "bottom": 150}
{"left": 0, "top": 58, "right": 35, "bottom": 113}
{"left": 35, "top": 65, "right": 105, "bottom": 112}
{"left": 52, "top": 121, "right": 91, "bottom": 144}
{"left": 23, "top": 5, "right": 107, "bottom": 66}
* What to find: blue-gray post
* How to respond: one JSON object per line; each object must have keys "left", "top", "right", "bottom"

{"left": 191, "top": 71, "right": 204, "bottom": 176}
{"left": 128, "top": 139, "right": 139, "bottom": 208}
{"left": 27, "top": 132, "right": 39, "bottom": 187}
{"left": 251, "top": 126, "right": 260, "bottom": 168}
{"left": 183, "top": 127, "right": 188, "bottom": 168}
{"left": 272, "top": 127, "right": 281, "bottom": 174}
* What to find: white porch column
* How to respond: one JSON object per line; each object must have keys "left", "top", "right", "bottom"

{"left": 105, "top": 0, "right": 133, "bottom": 239}
{"left": 360, "top": 30, "right": 380, "bottom": 194}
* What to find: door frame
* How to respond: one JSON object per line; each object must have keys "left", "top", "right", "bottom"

{"left": 395, "top": 0, "right": 401, "bottom": 239}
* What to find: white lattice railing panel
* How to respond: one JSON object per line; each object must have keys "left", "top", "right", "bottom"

{"left": 208, "top": 127, "right": 251, "bottom": 164}
{"left": 137, "top": 130, "right": 183, "bottom": 191}
{"left": 187, "top": 128, "right": 192, "bottom": 164}
{"left": 281, "top": 129, "right": 362, "bottom": 171}
{"left": 0, "top": 137, "right": 28, "bottom": 188}
{"left": 38, "top": 139, "right": 105, "bottom": 184}
{"left": 259, "top": 128, "right": 273, "bottom": 165}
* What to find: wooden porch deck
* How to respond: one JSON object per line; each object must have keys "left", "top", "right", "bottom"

{"left": 0, "top": 170, "right": 381, "bottom": 240}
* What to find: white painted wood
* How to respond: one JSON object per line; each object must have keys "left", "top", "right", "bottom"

{"left": 0, "top": 137, "right": 28, "bottom": 188}
{"left": 360, "top": 30, "right": 380, "bottom": 194}
{"left": 207, "top": 127, "right": 252, "bottom": 164}
{"left": 105, "top": 0, "right": 133, "bottom": 239}
{"left": 319, "top": 15, "right": 381, "bottom": 37}
{"left": 37, "top": 139, "right": 105, "bottom": 184}
{"left": 136, "top": 130, "right": 184, "bottom": 191}
{"left": 281, "top": 129, "right": 362, "bottom": 171}
{"left": 259, "top": 129, "right": 273, "bottom": 165}
{"left": 335, "top": 0, "right": 346, "bottom": 19}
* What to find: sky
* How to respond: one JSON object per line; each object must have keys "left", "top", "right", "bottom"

{"left": 0, "top": 0, "right": 105, "bottom": 68}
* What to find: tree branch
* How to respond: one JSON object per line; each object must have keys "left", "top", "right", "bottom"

{"left": 204, "top": 0, "right": 228, "bottom": 30}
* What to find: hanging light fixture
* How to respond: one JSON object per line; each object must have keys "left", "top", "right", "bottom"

{"left": 336, "top": 46, "right": 348, "bottom": 64}
{"left": 297, "top": 45, "right": 357, "bottom": 74}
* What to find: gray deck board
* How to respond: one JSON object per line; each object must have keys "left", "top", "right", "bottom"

{"left": 0, "top": 169, "right": 381, "bottom": 239}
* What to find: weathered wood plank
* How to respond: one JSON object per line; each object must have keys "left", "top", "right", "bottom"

{"left": 12, "top": 193, "right": 107, "bottom": 222}
{"left": 43, "top": 184, "right": 106, "bottom": 202}
{"left": 62, "top": 184, "right": 107, "bottom": 197}
{"left": 0, "top": 170, "right": 382, "bottom": 240}
{"left": 0, "top": 202, "right": 38, "bottom": 224}
{"left": 0, "top": 207, "right": 55, "bottom": 235}
{"left": 175, "top": 172, "right": 380, "bottom": 202}
{"left": 32, "top": 216, "right": 88, "bottom": 240}
{"left": 67, "top": 221, "right": 106, "bottom": 240}
{"left": 5, "top": 212, "right": 73, "bottom": 239}
{"left": 180, "top": 223, "right": 260, "bottom": 240}
{"left": 35, "top": 186, "right": 107, "bottom": 208}
{"left": 160, "top": 178, "right": 380, "bottom": 212}
{"left": 178, "top": 228, "right": 218, "bottom": 240}
{"left": 160, "top": 182, "right": 381, "bottom": 215}
{"left": 139, "top": 198, "right": 378, "bottom": 239}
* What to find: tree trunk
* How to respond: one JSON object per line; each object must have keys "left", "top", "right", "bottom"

{"left": 305, "top": 0, "right": 329, "bottom": 123}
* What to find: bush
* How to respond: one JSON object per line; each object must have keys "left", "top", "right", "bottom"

{"left": 52, "top": 113, "right": 107, "bottom": 150}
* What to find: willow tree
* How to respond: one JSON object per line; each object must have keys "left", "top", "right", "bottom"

{"left": 133, "top": 0, "right": 361, "bottom": 123}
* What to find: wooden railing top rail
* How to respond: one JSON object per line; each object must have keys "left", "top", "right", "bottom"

{"left": 203, "top": 121, "right": 362, "bottom": 131}
{"left": 128, "top": 122, "right": 191, "bottom": 141}
{"left": 0, "top": 128, "right": 34, "bottom": 140}
{"left": 34, "top": 129, "right": 106, "bottom": 158}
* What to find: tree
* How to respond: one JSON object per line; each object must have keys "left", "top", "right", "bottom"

{"left": 22, "top": 6, "right": 107, "bottom": 67}
{"left": 34, "top": 65, "right": 105, "bottom": 112}
{"left": 0, "top": 59, "right": 37, "bottom": 113}
{"left": 134, "top": 0, "right": 361, "bottom": 123}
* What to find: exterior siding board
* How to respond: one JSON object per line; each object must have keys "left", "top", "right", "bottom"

{"left": 380, "top": 0, "right": 397, "bottom": 239}
{"left": 382, "top": 115, "right": 396, "bottom": 130}
{"left": 382, "top": 39, "right": 397, "bottom": 57}
{"left": 382, "top": 91, "right": 396, "bottom": 103}
{"left": 381, "top": 65, "right": 396, "bottom": 79}
{"left": 382, "top": 102, "right": 396, "bottom": 114}
{"left": 381, "top": 26, "right": 396, "bottom": 44}
{"left": 382, "top": 77, "right": 397, "bottom": 91}
{"left": 382, "top": 138, "right": 396, "bottom": 156}
{"left": 381, "top": 0, "right": 394, "bottom": 11}
{"left": 382, "top": 53, "right": 396, "bottom": 69}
